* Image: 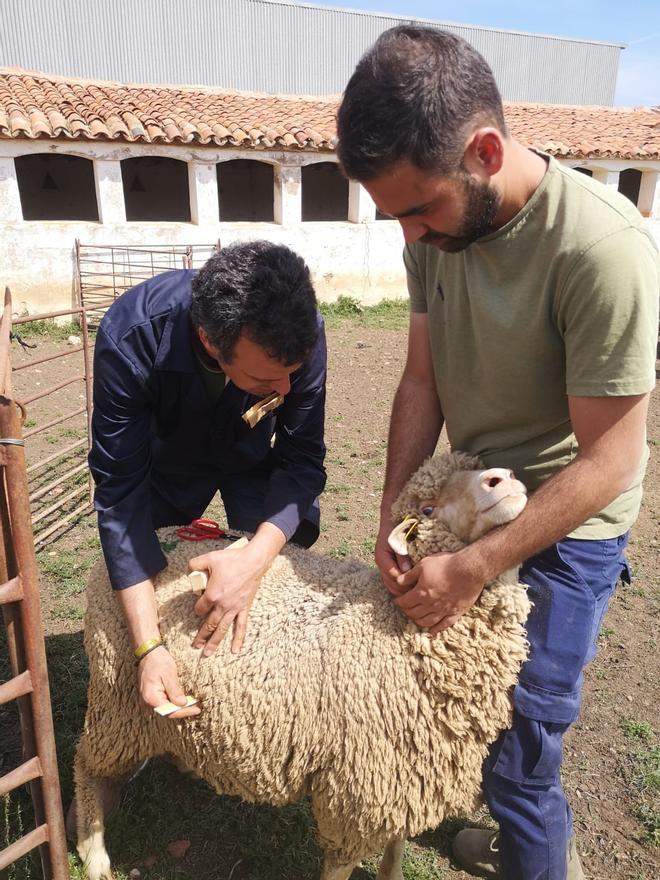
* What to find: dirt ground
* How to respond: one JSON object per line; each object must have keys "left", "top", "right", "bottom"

{"left": 1, "top": 319, "right": 659, "bottom": 880}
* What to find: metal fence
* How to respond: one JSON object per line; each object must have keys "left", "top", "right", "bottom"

{"left": 0, "top": 288, "right": 70, "bottom": 879}
{"left": 76, "top": 240, "right": 218, "bottom": 325}
{"left": 7, "top": 242, "right": 218, "bottom": 542}
{"left": 11, "top": 300, "right": 112, "bottom": 544}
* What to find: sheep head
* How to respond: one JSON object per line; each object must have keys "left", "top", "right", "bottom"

{"left": 388, "top": 452, "right": 527, "bottom": 564}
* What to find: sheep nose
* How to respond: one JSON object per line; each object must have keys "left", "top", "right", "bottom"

{"left": 480, "top": 468, "right": 514, "bottom": 491}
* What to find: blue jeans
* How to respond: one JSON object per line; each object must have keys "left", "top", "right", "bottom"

{"left": 483, "top": 534, "right": 630, "bottom": 880}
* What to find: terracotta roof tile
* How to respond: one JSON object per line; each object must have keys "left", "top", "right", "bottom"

{"left": 0, "top": 68, "right": 659, "bottom": 160}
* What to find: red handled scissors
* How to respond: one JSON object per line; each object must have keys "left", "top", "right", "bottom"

{"left": 175, "top": 518, "right": 244, "bottom": 542}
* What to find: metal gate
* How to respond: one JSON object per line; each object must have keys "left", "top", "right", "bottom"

{"left": 0, "top": 288, "right": 70, "bottom": 879}
{"left": 76, "top": 240, "right": 218, "bottom": 324}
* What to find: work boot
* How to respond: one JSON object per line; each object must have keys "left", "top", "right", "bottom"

{"left": 566, "top": 835, "right": 586, "bottom": 880}
{"left": 451, "top": 828, "right": 499, "bottom": 877}
{"left": 451, "top": 829, "right": 586, "bottom": 878}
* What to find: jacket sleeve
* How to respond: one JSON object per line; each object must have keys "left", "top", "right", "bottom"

{"left": 89, "top": 325, "right": 167, "bottom": 589}
{"left": 262, "top": 315, "right": 327, "bottom": 539}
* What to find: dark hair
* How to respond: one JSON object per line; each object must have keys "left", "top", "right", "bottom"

{"left": 190, "top": 241, "right": 318, "bottom": 365}
{"left": 337, "top": 26, "right": 507, "bottom": 180}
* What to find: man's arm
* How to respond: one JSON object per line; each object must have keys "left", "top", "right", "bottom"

{"left": 395, "top": 392, "right": 650, "bottom": 630}
{"left": 375, "top": 312, "right": 444, "bottom": 593}
{"left": 261, "top": 314, "right": 328, "bottom": 538}
{"left": 116, "top": 580, "right": 201, "bottom": 719}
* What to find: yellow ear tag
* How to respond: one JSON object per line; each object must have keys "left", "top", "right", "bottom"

{"left": 402, "top": 515, "right": 419, "bottom": 542}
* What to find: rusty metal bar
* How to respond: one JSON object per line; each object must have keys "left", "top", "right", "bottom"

{"left": 23, "top": 405, "right": 87, "bottom": 439}
{"left": 29, "top": 461, "right": 88, "bottom": 503}
{"left": 31, "top": 484, "right": 88, "bottom": 526}
{"left": 12, "top": 300, "right": 115, "bottom": 324}
{"left": 20, "top": 375, "right": 84, "bottom": 407}
{"left": 0, "top": 824, "right": 50, "bottom": 872}
{"left": 0, "top": 756, "right": 43, "bottom": 797}
{"left": 34, "top": 500, "right": 92, "bottom": 545}
{"left": 0, "top": 575, "right": 23, "bottom": 605}
{"left": 0, "top": 289, "right": 70, "bottom": 879}
{"left": 13, "top": 345, "right": 86, "bottom": 372}
{"left": 0, "top": 669, "right": 33, "bottom": 703}
{"left": 26, "top": 438, "right": 87, "bottom": 474}
{"left": 80, "top": 304, "right": 95, "bottom": 503}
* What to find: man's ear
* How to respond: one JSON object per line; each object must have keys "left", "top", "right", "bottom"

{"left": 463, "top": 128, "right": 505, "bottom": 179}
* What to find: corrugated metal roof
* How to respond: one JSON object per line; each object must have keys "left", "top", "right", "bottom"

{"left": 0, "top": 0, "right": 623, "bottom": 106}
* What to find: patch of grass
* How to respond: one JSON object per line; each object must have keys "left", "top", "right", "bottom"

{"left": 320, "top": 296, "right": 409, "bottom": 330}
{"left": 362, "top": 840, "right": 447, "bottom": 879}
{"left": 326, "top": 482, "right": 353, "bottom": 494}
{"left": 327, "top": 540, "right": 352, "bottom": 559}
{"left": 51, "top": 602, "right": 85, "bottom": 621}
{"left": 14, "top": 318, "right": 81, "bottom": 342}
{"left": 622, "top": 718, "right": 655, "bottom": 743}
{"left": 618, "top": 719, "right": 660, "bottom": 847}
{"left": 38, "top": 547, "right": 97, "bottom": 597}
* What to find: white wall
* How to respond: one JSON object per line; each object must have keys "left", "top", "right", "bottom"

{"left": 2, "top": 219, "right": 406, "bottom": 315}
{"left": 1, "top": 139, "right": 659, "bottom": 315}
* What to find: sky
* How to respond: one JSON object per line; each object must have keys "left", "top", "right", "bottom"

{"left": 299, "top": 0, "right": 660, "bottom": 106}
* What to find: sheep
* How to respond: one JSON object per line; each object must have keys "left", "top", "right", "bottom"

{"left": 74, "top": 451, "right": 531, "bottom": 880}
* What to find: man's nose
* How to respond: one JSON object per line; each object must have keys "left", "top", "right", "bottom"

{"left": 399, "top": 218, "right": 428, "bottom": 244}
{"left": 272, "top": 375, "right": 291, "bottom": 396}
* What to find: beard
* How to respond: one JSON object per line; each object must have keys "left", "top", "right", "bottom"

{"left": 420, "top": 176, "right": 502, "bottom": 252}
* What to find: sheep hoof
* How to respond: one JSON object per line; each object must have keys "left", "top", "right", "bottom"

{"left": 78, "top": 839, "right": 113, "bottom": 880}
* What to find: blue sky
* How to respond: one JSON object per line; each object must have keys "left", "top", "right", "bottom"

{"left": 299, "top": 0, "right": 660, "bottom": 106}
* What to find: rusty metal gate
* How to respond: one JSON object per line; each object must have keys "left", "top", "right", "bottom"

{"left": 0, "top": 288, "right": 70, "bottom": 879}
{"left": 76, "top": 239, "right": 218, "bottom": 324}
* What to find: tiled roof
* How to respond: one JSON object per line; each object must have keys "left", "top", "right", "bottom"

{"left": 505, "top": 102, "right": 660, "bottom": 161}
{"left": 1, "top": 68, "right": 659, "bottom": 160}
{"left": 0, "top": 69, "right": 337, "bottom": 150}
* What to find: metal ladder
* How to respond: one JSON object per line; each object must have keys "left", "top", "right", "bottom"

{"left": 0, "top": 289, "right": 70, "bottom": 878}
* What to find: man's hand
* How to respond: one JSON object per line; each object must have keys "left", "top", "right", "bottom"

{"left": 394, "top": 547, "right": 486, "bottom": 633}
{"left": 190, "top": 542, "right": 266, "bottom": 655}
{"left": 137, "top": 646, "right": 202, "bottom": 719}
{"left": 374, "top": 520, "right": 412, "bottom": 595}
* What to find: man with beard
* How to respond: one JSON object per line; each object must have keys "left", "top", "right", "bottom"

{"left": 337, "top": 25, "right": 658, "bottom": 880}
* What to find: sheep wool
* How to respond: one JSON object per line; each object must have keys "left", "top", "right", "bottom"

{"left": 75, "top": 452, "right": 531, "bottom": 873}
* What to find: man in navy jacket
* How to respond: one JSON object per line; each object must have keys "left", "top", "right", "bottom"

{"left": 89, "top": 240, "right": 326, "bottom": 718}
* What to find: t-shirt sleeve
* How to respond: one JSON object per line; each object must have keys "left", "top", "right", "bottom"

{"left": 556, "top": 227, "right": 659, "bottom": 396}
{"left": 403, "top": 244, "right": 428, "bottom": 313}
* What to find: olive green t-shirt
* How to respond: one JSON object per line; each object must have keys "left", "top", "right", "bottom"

{"left": 405, "top": 154, "right": 659, "bottom": 539}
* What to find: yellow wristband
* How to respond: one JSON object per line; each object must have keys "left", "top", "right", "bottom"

{"left": 133, "top": 637, "right": 163, "bottom": 660}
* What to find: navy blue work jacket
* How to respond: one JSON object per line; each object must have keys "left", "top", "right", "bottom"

{"left": 89, "top": 270, "right": 327, "bottom": 590}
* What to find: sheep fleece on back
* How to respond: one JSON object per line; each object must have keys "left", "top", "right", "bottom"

{"left": 80, "top": 530, "right": 530, "bottom": 862}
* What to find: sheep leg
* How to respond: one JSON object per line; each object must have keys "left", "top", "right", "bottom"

{"left": 74, "top": 756, "right": 121, "bottom": 880}
{"left": 320, "top": 859, "right": 360, "bottom": 880}
{"left": 376, "top": 838, "right": 406, "bottom": 880}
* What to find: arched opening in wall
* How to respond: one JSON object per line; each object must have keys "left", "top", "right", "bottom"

{"left": 121, "top": 157, "right": 190, "bottom": 221}
{"left": 15, "top": 153, "right": 99, "bottom": 220}
{"left": 302, "top": 162, "right": 348, "bottom": 221}
{"left": 217, "top": 160, "right": 274, "bottom": 221}
{"left": 618, "top": 169, "right": 642, "bottom": 207}
{"left": 574, "top": 167, "right": 593, "bottom": 177}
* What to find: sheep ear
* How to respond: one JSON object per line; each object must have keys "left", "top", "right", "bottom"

{"left": 388, "top": 520, "right": 412, "bottom": 557}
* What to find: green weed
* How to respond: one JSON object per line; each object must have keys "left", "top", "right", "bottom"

{"left": 320, "top": 296, "right": 409, "bottom": 330}
{"left": 618, "top": 719, "right": 660, "bottom": 846}
{"left": 38, "top": 548, "right": 97, "bottom": 597}
{"left": 14, "top": 318, "right": 81, "bottom": 342}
